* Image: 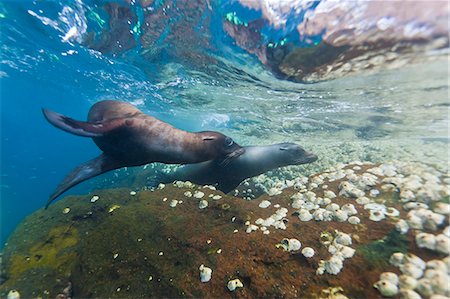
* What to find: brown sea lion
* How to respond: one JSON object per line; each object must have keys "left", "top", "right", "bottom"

{"left": 42, "top": 100, "right": 244, "bottom": 208}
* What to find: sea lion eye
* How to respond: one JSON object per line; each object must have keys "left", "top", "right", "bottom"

{"left": 224, "top": 137, "right": 234, "bottom": 147}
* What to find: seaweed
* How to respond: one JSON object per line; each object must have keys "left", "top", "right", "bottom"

{"left": 358, "top": 229, "right": 409, "bottom": 267}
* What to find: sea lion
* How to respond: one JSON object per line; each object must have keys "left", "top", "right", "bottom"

{"left": 157, "top": 143, "right": 318, "bottom": 193}
{"left": 43, "top": 100, "right": 244, "bottom": 207}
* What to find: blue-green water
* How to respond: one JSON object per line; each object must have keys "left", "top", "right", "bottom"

{"left": 0, "top": 0, "right": 448, "bottom": 245}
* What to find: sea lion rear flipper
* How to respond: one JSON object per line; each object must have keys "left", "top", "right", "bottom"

{"left": 42, "top": 108, "right": 125, "bottom": 137}
{"left": 45, "top": 154, "right": 124, "bottom": 209}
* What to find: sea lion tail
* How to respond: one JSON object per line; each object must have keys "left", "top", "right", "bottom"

{"left": 42, "top": 108, "right": 104, "bottom": 137}
{"left": 45, "top": 154, "right": 123, "bottom": 209}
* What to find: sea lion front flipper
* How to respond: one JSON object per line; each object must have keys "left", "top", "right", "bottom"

{"left": 45, "top": 154, "right": 125, "bottom": 209}
{"left": 42, "top": 108, "right": 126, "bottom": 137}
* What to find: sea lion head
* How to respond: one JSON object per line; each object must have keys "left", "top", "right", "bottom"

{"left": 200, "top": 132, "right": 245, "bottom": 161}
{"left": 277, "top": 143, "right": 318, "bottom": 164}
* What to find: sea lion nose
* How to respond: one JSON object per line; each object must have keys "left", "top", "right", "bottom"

{"left": 305, "top": 151, "right": 318, "bottom": 162}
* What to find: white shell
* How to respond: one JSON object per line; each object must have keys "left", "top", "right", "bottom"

{"left": 341, "top": 203, "right": 358, "bottom": 216}
{"left": 259, "top": 200, "right": 271, "bottom": 208}
{"left": 415, "top": 232, "right": 436, "bottom": 250}
{"left": 287, "top": 238, "right": 302, "bottom": 252}
{"left": 380, "top": 272, "right": 399, "bottom": 285}
{"left": 385, "top": 207, "right": 400, "bottom": 217}
{"left": 301, "top": 247, "right": 315, "bottom": 258}
{"left": 313, "top": 208, "right": 326, "bottom": 221}
{"left": 435, "top": 234, "right": 450, "bottom": 255}
{"left": 426, "top": 260, "right": 448, "bottom": 273}
{"left": 298, "top": 209, "right": 313, "bottom": 222}
{"left": 400, "top": 263, "right": 423, "bottom": 279}
{"left": 7, "top": 290, "right": 20, "bottom": 299}
{"left": 398, "top": 274, "right": 418, "bottom": 290}
{"left": 390, "top": 252, "right": 405, "bottom": 267}
{"left": 429, "top": 271, "right": 450, "bottom": 296}
{"left": 405, "top": 253, "right": 426, "bottom": 270}
{"left": 227, "top": 278, "right": 243, "bottom": 291}
{"left": 193, "top": 191, "right": 205, "bottom": 199}
{"left": 333, "top": 210, "right": 349, "bottom": 222}
{"left": 369, "top": 209, "right": 386, "bottom": 222}
{"left": 334, "top": 245, "right": 355, "bottom": 259}
{"left": 416, "top": 278, "right": 434, "bottom": 297}
{"left": 395, "top": 219, "right": 409, "bottom": 234}
{"left": 373, "top": 279, "right": 398, "bottom": 297}
{"left": 199, "top": 264, "right": 212, "bottom": 282}
{"left": 423, "top": 212, "right": 445, "bottom": 231}
{"left": 399, "top": 289, "right": 422, "bottom": 299}
{"left": 326, "top": 203, "right": 340, "bottom": 212}
{"left": 334, "top": 231, "right": 352, "bottom": 246}
{"left": 246, "top": 224, "right": 258, "bottom": 233}
{"left": 433, "top": 202, "right": 450, "bottom": 215}
{"left": 324, "top": 255, "right": 344, "bottom": 275}
{"left": 324, "top": 190, "right": 336, "bottom": 199}
{"left": 403, "top": 202, "right": 428, "bottom": 210}
{"left": 198, "top": 200, "right": 208, "bottom": 209}
{"left": 443, "top": 226, "right": 450, "bottom": 238}
{"left": 356, "top": 196, "right": 371, "bottom": 205}
{"left": 348, "top": 216, "right": 361, "bottom": 225}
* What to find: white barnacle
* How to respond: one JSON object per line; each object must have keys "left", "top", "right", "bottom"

{"left": 433, "top": 202, "right": 450, "bottom": 215}
{"left": 435, "top": 234, "right": 450, "bottom": 255}
{"left": 379, "top": 272, "right": 399, "bottom": 286}
{"left": 341, "top": 203, "right": 357, "bottom": 216}
{"left": 7, "top": 290, "right": 20, "bottom": 299}
{"left": 199, "top": 264, "right": 212, "bottom": 283}
{"left": 334, "top": 231, "right": 352, "bottom": 246}
{"left": 385, "top": 207, "right": 400, "bottom": 217}
{"left": 193, "top": 191, "right": 205, "bottom": 199}
{"left": 333, "top": 209, "right": 348, "bottom": 222}
{"left": 369, "top": 209, "right": 385, "bottom": 222}
{"left": 348, "top": 216, "right": 360, "bottom": 225}
{"left": 400, "top": 263, "right": 423, "bottom": 279}
{"left": 395, "top": 219, "right": 409, "bottom": 234}
{"left": 298, "top": 209, "right": 313, "bottom": 222}
{"left": 258, "top": 200, "right": 271, "bottom": 208}
{"left": 356, "top": 196, "right": 371, "bottom": 205}
{"left": 301, "top": 247, "right": 315, "bottom": 258}
{"left": 198, "top": 200, "right": 208, "bottom": 209}
{"left": 404, "top": 253, "right": 426, "bottom": 270}
{"left": 227, "top": 278, "right": 243, "bottom": 291}
{"left": 398, "top": 274, "right": 418, "bottom": 290}
{"left": 399, "top": 289, "right": 421, "bottom": 299}
{"left": 324, "top": 190, "right": 336, "bottom": 199}
{"left": 415, "top": 232, "right": 436, "bottom": 251}
{"left": 389, "top": 252, "right": 405, "bottom": 267}
{"left": 323, "top": 255, "right": 344, "bottom": 275}
{"left": 373, "top": 280, "right": 398, "bottom": 297}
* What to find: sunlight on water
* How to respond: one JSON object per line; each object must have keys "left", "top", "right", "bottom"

{"left": 0, "top": 0, "right": 449, "bottom": 297}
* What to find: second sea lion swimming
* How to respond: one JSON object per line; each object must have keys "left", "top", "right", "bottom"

{"left": 43, "top": 100, "right": 244, "bottom": 208}
{"left": 156, "top": 143, "right": 318, "bottom": 193}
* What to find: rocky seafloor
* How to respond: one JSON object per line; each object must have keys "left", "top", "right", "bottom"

{"left": 1, "top": 161, "right": 449, "bottom": 298}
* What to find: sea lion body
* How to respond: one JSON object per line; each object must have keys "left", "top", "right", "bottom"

{"left": 43, "top": 100, "right": 244, "bottom": 207}
{"left": 159, "top": 143, "right": 318, "bottom": 193}
{"left": 86, "top": 101, "right": 236, "bottom": 165}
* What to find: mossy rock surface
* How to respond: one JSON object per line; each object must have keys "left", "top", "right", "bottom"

{"left": 1, "top": 165, "right": 447, "bottom": 298}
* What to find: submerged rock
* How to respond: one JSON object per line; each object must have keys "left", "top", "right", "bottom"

{"left": 0, "top": 162, "right": 448, "bottom": 298}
